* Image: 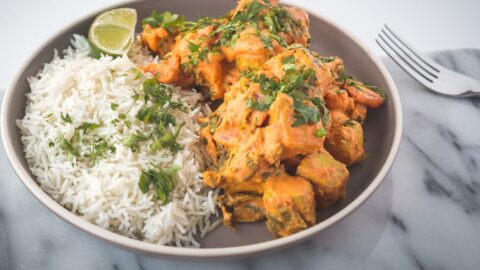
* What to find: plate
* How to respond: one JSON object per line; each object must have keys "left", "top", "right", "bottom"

{"left": 0, "top": 0, "right": 402, "bottom": 260}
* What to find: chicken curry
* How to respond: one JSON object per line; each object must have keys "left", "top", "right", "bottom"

{"left": 140, "top": 0, "right": 385, "bottom": 238}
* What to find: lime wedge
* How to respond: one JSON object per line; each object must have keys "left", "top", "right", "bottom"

{"left": 88, "top": 8, "right": 137, "bottom": 57}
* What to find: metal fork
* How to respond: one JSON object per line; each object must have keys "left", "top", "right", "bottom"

{"left": 376, "top": 25, "right": 480, "bottom": 97}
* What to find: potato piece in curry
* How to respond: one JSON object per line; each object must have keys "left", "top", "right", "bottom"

{"left": 297, "top": 151, "right": 349, "bottom": 209}
{"left": 263, "top": 173, "right": 316, "bottom": 238}
{"left": 139, "top": 0, "right": 385, "bottom": 238}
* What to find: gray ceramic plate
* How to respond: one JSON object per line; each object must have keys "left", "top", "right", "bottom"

{"left": 0, "top": 0, "right": 402, "bottom": 261}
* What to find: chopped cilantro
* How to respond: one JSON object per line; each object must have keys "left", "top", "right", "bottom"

{"left": 138, "top": 166, "right": 179, "bottom": 204}
{"left": 142, "top": 11, "right": 186, "bottom": 34}
{"left": 61, "top": 113, "right": 72, "bottom": 124}
{"left": 208, "top": 114, "right": 221, "bottom": 133}
{"left": 348, "top": 80, "right": 364, "bottom": 91}
{"left": 317, "top": 56, "right": 337, "bottom": 64}
{"left": 187, "top": 41, "right": 209, "bottom": 66}
{"left": 315, "top": 127, "right": 327, "bottom": 138}
{"left": 363, "top": 82, "right": 387, "bottom": 101}
{"left": 150, "top": 123, "right": 185, "bottom": 153}
{"left": 86, "top": 137, "right": 115, "bottom": 165}
{"left": 200, "top": 121, "right": 209, "bottom": 129}
{"left": 342, "top": 119, "right": 358, "bottom": 127}
{"left": 246, "top": 64, "right": 324, "bottom": 127}
{"left": 123, "top": 80, "right": 186, "bottom": 153}
{"left": 79, "top": 122, "right": 100, "bottom": 134}
{"left": 111, "top": 103, "right": 119, "bottom": 110}
{"left": 130, "top": 68, "right": 144, "bottom": 80}
{"left": 59, "top": 138, "right": 79, "bottom": 157}
{"left": 309, "top": 97, "right": 330, "bottom": 127}
{"left": 122, "top": 133, "right": 149, "bottom": 149}
{"left": 246, "top": 95, "right": 274, "bottom": 111}
{"left": 283, "top": 63, "right": 297, "bottom": 72}
{"left": 293, "top": 99, "right": 319, "bottom": 127}
{"left": 258, "top": 32, "right": 273, "bottom": 50}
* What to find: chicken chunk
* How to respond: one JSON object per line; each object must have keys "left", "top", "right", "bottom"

{"left": 296, "top": 152, "right": 349, "bottom": 208}
{"left": 263, "top": 93, "right": 325, "bottom": 162}
{"left": 263, "top": 173, "right": 316, "bottom": 237}
{"left": 350, "top": 102, "right": 367, "bottom": 123}
{"left": 140, "top": 24, "right": 176, "bottom": 56}
{"left": 325, "top": 110, "right": 365, "bottom": 166}
{"left": 221, "top": 28, "right": 284, "bottom": 71}
{"left": 324, "top": 90, "right": 354, "bottom": 112}
{"left": 343, "top": 78, "right": 385, "bottom": 108}
{"left": 142, "top": 55, "right": 181, "bottom": 84}
{"left": 218, "top": 193, "right": 266, "bottom": 229}
{"left": 262, "top": 48, "right": 339, "bottom": 97}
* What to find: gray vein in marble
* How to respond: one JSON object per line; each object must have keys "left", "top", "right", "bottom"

{"left": 406, "top": 134, "right": 480, "bottom": 213}
{"left": 390, "top": 214, "right": 407, "bottom": 233}
{"left": 406, "top": 249, "right": 426, "bottom": 270}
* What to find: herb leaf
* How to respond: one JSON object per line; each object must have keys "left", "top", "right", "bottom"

{"left": 122, "top": 133, "right": 149, "bottom": 149}
{"left": 293, "top": 100, "right": 319, "bottom": 127}
{"left": 246, "top": 95, "right": 274, "bottom": 111}
{"left": 59, "top": 138, "right": 79, "bottom": 157}
{"left": 342, "top": 119, "right": 358, "bottom": 127}
{"left": 142, "top": 11, "right": 186, "bottom": 34}
{"left": 85, "top": 137, "right": 115, "bottom": 165}
{"left": 124, "top": 80, "right": 186, "bottom": 153}
{"left": 150, "top": 123, "right": 185, "bottom": 153}
{"left": 315, "top": 127, "right": 327, "bottom": 138}
{"left": 79, "top": 122, "right": 101, "bottom": 134}
{"left": 138, "top": 166, "right": 180, "bottom": 204}
{"left": 309, "top": 97, "right": 330, "bottom": 127}
{"left": 61, "top": 113, "right": 72, "bottom": 124}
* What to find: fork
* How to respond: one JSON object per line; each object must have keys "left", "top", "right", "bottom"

{"left": 376, "top": 25, "right": 480, "bottom": 97}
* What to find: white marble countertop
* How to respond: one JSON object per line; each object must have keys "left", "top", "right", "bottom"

{"left": 1, "top": 1, "right": 480, "bottom": 269}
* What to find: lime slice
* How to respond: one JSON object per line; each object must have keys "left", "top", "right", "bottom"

{"left": 88, "top": 8, "right": 137, "bottom": 57}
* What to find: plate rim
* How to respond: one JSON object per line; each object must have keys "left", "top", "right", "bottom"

{"left": 0, "top": 0, "right": 403, "bottom": 260}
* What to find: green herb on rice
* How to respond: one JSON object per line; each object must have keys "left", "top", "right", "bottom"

{"left": 138, "top": 165, "right": 180, "bottom": 204}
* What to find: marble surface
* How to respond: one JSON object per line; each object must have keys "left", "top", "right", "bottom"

{"left": 1, "top": 49, "right": 480, "bottom": 269}
{"left": 1, "top": 0, "right": 480, "bottom": 269}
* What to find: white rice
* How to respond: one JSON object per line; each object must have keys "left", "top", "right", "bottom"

{"left": 16, "top": 35, "right": 219, "bottom": 247}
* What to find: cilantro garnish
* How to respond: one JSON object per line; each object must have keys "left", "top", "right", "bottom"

{"left": 293, "top": 99, "right": 319, "bottom": 127}
{"left": 246, "top": 95, "right": 274, "bottom": 111}
{"left": 123, "top": 79, "right": 186, "bottom": 153}
{"left": 342, "top": 119, "right": 358, "bottom": 127}
{"left": 141, "top": 11, "right": 186, "bottom": 34}
{"left": 61, "top": 113, "right": 72, "bottom": 124}
{"left": 315, "top": 127, "right": 327, "bottom": 138}
{"left": 138, "top": 165, "right": 179, "bottom": 204}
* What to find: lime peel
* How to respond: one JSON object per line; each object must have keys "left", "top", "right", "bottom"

{"left": 88, "top": 8, "right": 137, "bottom": 57}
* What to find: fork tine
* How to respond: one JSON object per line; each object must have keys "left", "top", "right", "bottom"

{"left": 376, "top": 35, "right": 434, "bottom": 86}
{"left": 383, "top": 25, "right": 442, "bottom": 73}
{"left": 381, "top": 28, "right": 438, "bottom": 78}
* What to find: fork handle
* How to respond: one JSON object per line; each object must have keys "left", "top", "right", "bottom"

{"left": 460, "top": 91, "right": 480, "bottom": 98}
{"left": 460, "top": 82, "right": 480, "bottom": 97}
